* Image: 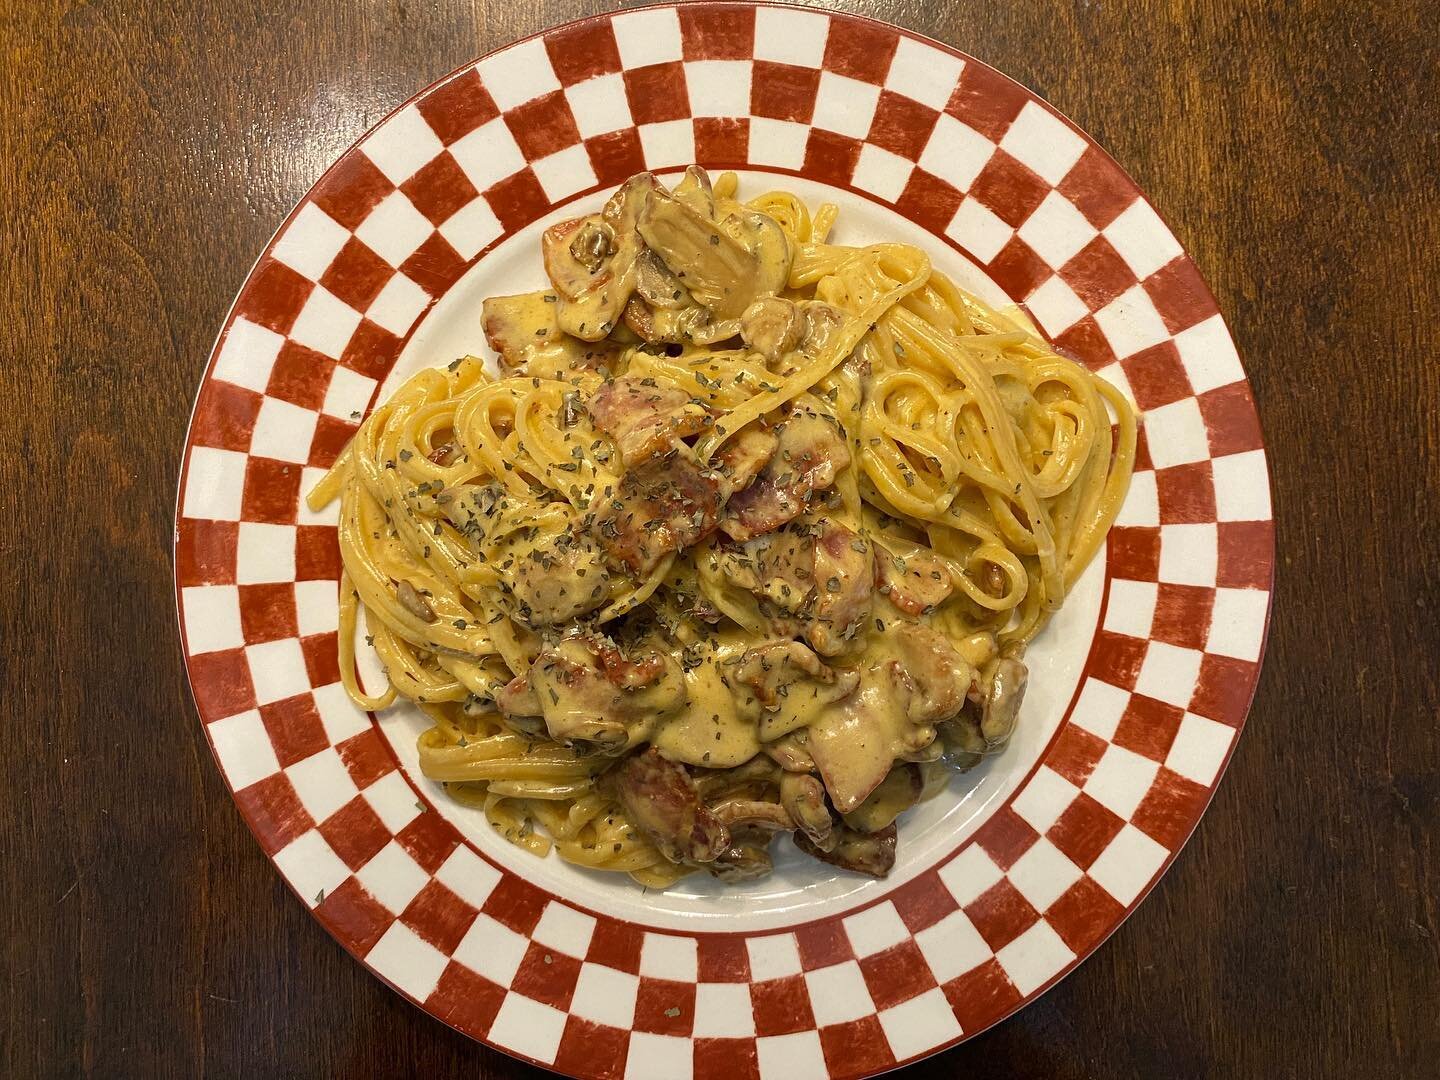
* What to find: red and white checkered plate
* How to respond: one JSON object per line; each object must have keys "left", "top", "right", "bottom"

{"left": 174, "top": 5, "right": 1273, "bottom": 1076}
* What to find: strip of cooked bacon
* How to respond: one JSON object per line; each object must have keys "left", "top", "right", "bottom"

{"left": 809, "top": 523, "right": 872, "bottom": 655}
{"left": 721, "top": 410, "right": 850, "bottom": 541}
{"left": 875, "top": 548, "right": 953, "bottom": 616}
{"left": 793, "top": 822, "right": 897, "bottom": 877}
{"left": 611, "top": 748, "right": 730, "bottom": 865}
{"left": 588, "top": 376, "right": 710, "bottom": 467}
{"left": 594, "top": 452, "right": 723, "bottom": 575}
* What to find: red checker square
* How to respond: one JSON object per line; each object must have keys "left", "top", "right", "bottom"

{"left": 190, "top": 647, "right": 255, "bottom": 718}
{"left": 1088, "top": 630, "right": 1148, "bottom": 690}
{"left": 338, "top": 317, "right": 402, "bottom": 381}
{"left": 482, "top": 873, "right": 548, "bottom": 935}
{"left": 586, "top": 918, "right": 645, "bottom": 974}
{"left": 988, "top": 236, "right": 1051, "bottom": 299}
{"left": 1114, "top": 693, "right": 1187, "bottom": 763}
{"left": 679, "top": 5, "right": 755, "bottom": 60}
{"left": 301, "top": 631, "right": 341, "bottom": 687}
{"left": 312, "top": 152, "right": 395, "bottom": 231}
{"left": 1144, "top": 255, "right": 1218, "bottom": 334}
{"left": 399, "top": 232, "right": 468, "bottom": 302}
{"left": 802, "top": 128, "right": 863, "bottom": 186}
{"left": 894, "top": 168, "right": 964, "bottom": 237}
{"left": 819, "top": 1016, "right": 895, "bottom": 1077}
{"left": 318, "top": 237, "right": 392, "bottom": 313}
{"left": 868, "top": 91, "right": 939, "bottom": 160}
{"left": 1191, "top": 653, "right": 1257, "bottom": 725}
{"left": 1059, "top": 146, "right": 1140, "bottom": 229}
{"left": 400, "top": 152, "right": 480, "bottom": 227}
{"left": 964, "top": 879, "right": 1041, "bottom": 952}
{"left": 696, "top": 935, "right": 749, "bottom": 982}
{"left": 257, "top": 692, "right": 329, "bottom": 766}
{"left": 1133, "top": 424, "right": 1154, "bottom": 472}
{"left": 1200, "top": 382, "right": 1265, "bottom": 457}
{"left": 822, "top": 17, "right": 898, "bottom": 84}
{"left": 240, "top": 457, "right": 302, "bottom": 526}
{"left": 969, "top": 150, "right": 1051, "bottom": 228}
{"left": 235, "top": 259, "right": 314, "bottom": 335}
{"left": 556, "top": 1016, "right": 631, "bottom": 1080}
{"left": 694, "top": 118, "right": 748, "bottom": 164}
{"left": 623, "top": 63, "right": 691, "bottom": 125}
{"left": 233, "top": 772, "right": 314, "bottom": 854}
{"left": 504, "top": 91, "right": 583, "bottom": 162}
{"left": 1120, "top": 341, "right": 1192, "bottom": 411}
{"left": 942, "top": 957, "right": 1022, "bottom": 1034}
{"left": 427, "top": 960, "right": 506, "bottom": 1038}
{"left": 749, "top": 974, "right": 816, "bottom": 1036}
{"left": 238, "top": 581, "right": 299, "bottom": 644}
{"left": 266, "top": 341, "right": 336, "bottom": 412}
{"left": 973, "top": 805, "right": 1041, "bottom": 871}
{"left": 750, "top": 62, "right": 821, "bottom": 123}
{"left": 858, "top": 940, "right": 937, "bottom": 1011}
{"left": 191, "top": 381, "right": 261, "bottom": 452}
{"left": 1048, "top": 721, "right": 1108, "bottom": 787}
{"left": 1156, "top": 461, "right": 1217, "bottom": 526}
{"left": 694, "top": 1038, "right": 760, "bottom": 1080}
{"left": 586, "top": 130, "right": 648, "bottom": 187}
{"left": 1151, "top": 582, "right": 1216, "bottom": 650}
{"left": 315, "top": 875, "right": 392, "bottom": 955}
{"left": 546, "top": 20, "right": 623, "bottom": 87}
{"left": 417, "top": 70, "right": 498, "bottom": 145}
{"left": 336, "top": 728, "right": 394, "bottom": 790}
{"left": 177, "top": 519, "right": 239, "bottom": 587}
{"left": 317, "top": 794, "right": 391, "bottom": 870}
{"left": 484, "top": 168, "right": 550, "bottom": 233}
{"left": 511, "top": 940, "right": 584, "bottom": 1010}
{"left": 945, "top": 61, "right": 1030, "bottom": 142}
{"left": 795, "top": 919, "right": 854, "bottom": 970}
{"left": 1047, "top": 791, "right": 1126, "bottom": 870}
{"left": 1217, "top": 520, "right": 1274, "bottom": 590}
{"left": 295, "top": 525, "right": 341, "bottom": 581}
{"left": 1107, "top": 525, "right": 1161, "bottom": 580}
{"left": 1063, "top": 235, "right": 1138, "bottom": 312}
{"left": 309, "top": 414, "right": 359, "bottom": 469}
{"left": 395, "top": 809, "right": 463, "bottom": 875}
{"left": 1134, "top": 767, "right": 1210, "bottom": 849}
{"left": 1045, "top": 875, "right": 1127, "bottom": 954}
{"left": 1053, "top": 314, "right": 1119, "bottom": 373}
{"left": 891, "top": 872, "right": 960, "bottom": 933}
{"left": 634, "top": 977, "right": 696, "bottom": 1035}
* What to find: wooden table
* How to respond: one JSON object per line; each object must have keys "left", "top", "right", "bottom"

{"left": 5, "top": 1, "right": 1437, "bottom": 1075}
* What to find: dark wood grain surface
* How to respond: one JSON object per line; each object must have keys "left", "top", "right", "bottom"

{"left": 4, "top": 0, "right": 1437, "bottom": 1076}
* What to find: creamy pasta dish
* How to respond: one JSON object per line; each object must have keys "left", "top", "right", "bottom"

{"left": 309, "top": 168, "right": 1135, "bottom": 887}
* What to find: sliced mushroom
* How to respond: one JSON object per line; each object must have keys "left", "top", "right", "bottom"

{"left": 981, "top": 656, "right": 1027, "bottom": 751}
{"left": 876, "top": 548, "right": 953, "bottom": 617}
{"left": 740, "top": 297, "right": 804, "bottom": 361}
{"left": 840, "top": 764, "right": 923, "bottom": 834}
{"left": 780, "top": 772, "right": 835, "bottom": 851}
{"left": 397, "top": 580, "right": 437, "bottom": 623}
{"left": 794, "top": 821, "right": 897, "bottom": 878}
{"left": 611, "top": 747, "right": 730, "bottom": 865}
{"left": 709, "top": 839, "right": 773, "bottom": 881}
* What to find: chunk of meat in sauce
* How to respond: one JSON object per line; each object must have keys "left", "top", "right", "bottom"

{"left": 508, "top": 531, "right": 611, "bottom": 627}
{"left": 713, "top": 427, "right": 778, "bottom": 497}
{"left": 481, "top": 291, "right": 618, "bottom": 377}
{"left": 794, "top": 821, "right": 897, "bottom": 878}
{"left": 721, "top": 410, "right": 850, "bottom": 541}
{"left": 889, "top": 622, "right": 975, "bottom": 724}
{"left": 610, "top": 748, "right": 730, "bottom": 865}
{"left": 594, "top": 452, "right": 723, "bottom": 575}
{"left": 809, "top": 523, "right": 872, "bottom": 655}
{"left": 875, "top": 549, "right": 953, "bottom": 616}
{"left": 726, "top": 640, "right": 859, "bottom": 742}
{"left": 588, "top": 376, "right": 710, "bottom": 467}
{"left": 740, "top": 297, "right": 804, "bottom": 361}
{"left": 840, "top": 763, "right": 923, "bottom": 834}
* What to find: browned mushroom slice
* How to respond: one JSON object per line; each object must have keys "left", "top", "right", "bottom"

{"left": 721, "top": 411, "right": 850, "bottom": 541}
{"left": 588, "top": 376, "right": 710, "bottom": 467}
{"left": 740, "top": 297, "right": 804, "bottom": 361}
{"left": 981, "top": 656, "right": 1028, "bottom": 751}
{"left": 888, "top": 622, "right": 976, "bottom": 724}
{"left": 709, "top": 839, "right": 774, "bottom": 881}
{"left": 794, "top": 822, "right": 897, "bottom": 878}
{"left": 507, "top": 530, "right": 611, "bottom": 627}
{"left": 611, "top": 747, "right": 730, "bottom": 865}
{"left": 780, "top": 772, "right": 836, "bottom": 851}
{"left": 875, "top": 548, "right": 953, "bottom": 616}
{"left": 808, "top": 523, "right": 872, "bottom": 656}
{"left": 840, "top": 764, "right": 923, "bottom": 834}
{"left": 594, "top": 452, "right": 723, "bottom": 575}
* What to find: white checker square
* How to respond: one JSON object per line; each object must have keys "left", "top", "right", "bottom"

{"left": 1089, "top": 823, "right": 1170, "bottom": 905}
{"left": 273, "top": 829, "right": 350, "bottom": 906}
{"left": 477, "top": 39, "right": 561, "bottom": 111}
{"left": 803, "top": 961, "right": 875, "bottom": 1027}
{"left": 453, "top": 913, "right": 529, "bottom": 986}
{"left": 1007, "top": 837, "right": 1084, "bottom": 913}
{"left": 1174, "top": 314, "right": 1245, "bottom": 395}
{"left": 843, "top": 901, "right": 909, "bottom": 959}
{"left": 566, "top": 73, "right": 632, "bottom": 139}
{"left": 1104, "top": 199, "right": 1184, "bottom": 280}
{"left": 1011, "top": 766, "right": 1082, "bottom": 835}
{"left": 1026, "top": 274, "right": 1089, "bottom": 336}
{"left": 207, "top": 710, "right": 280, "bottom": 789}
{"left": 1135, "top": 641, "right": 1205, "bottom": 708}
{"left": 1017, "top": 190, "right": 1099, "bottom": 269}
{"left": 294, "top": 579, "right": 340, "bottom": 637}
{"left": 1000, "top": 101, "right": 1087, "bottom": 184}
{"left": 288, "top": 285, "right": 362, "bottom": 360}
{"left": 183, "top": 585, "right": 245, "bottom": 655}
{"left": 624, "top": 1033, "right": 692, "bottom": 1080}
{"left": 638, "top": 120, "right": 695, "bottom": 169}
{"left": 1104, "top": 578, "right": 1159, "bottom": 639}
{"left": 285, "top": 745, "right": 359, "bottom": 822}
{"left": 1212, "top": 450, "right": 1272, "bottom": 522}
{"left": 235, "top": 522, "right": 297, "bottom": 586}
{"left": 435, "top": 845, "right": 502, "bottom": 911}
{"left": 531, "top": 902, "right": 596, "bottom": 959}
{"left": 1145, "top": 397, "right": 1210, "bottom": 470}
{"left": 366, "top": 921, "right": 448, "bottom": 1002}
{"left": 753, "top": 7, "right": 829, "bottom": 67}
{"left": 914, "top": 910, "right": 991, "bottom": 985}
{"left": 1206, "top": 587, "right": 1270, "bottom": 661}
{"left": 312, "top": 681, "right": 371, "bottom": 745}
{"left": 214, "top": 317, "right": 284, "bottom": 393}
{"left": 439, "top": 197, "right": 503, "bottom": 261}
{"left": 361, "top": 770, "right": 423, "bottom": 833}
{"left": 685, "top": 60, "right": 752, "bottom": 117}
{"left": 1166, "top": 712, "right": 1237, "bottom": 786}
{"left": 1085, "top": 743, "right": 1161, "bottom": 820}
{"left": 994, "top": 920, "right": 1075, "bottom": 997}
{"left": 1115, "top": 469, "right": 1160, "bottom": 527}
{"left": 756, "top": 1032, "right": 826, "bottom": 1079}
{"left": 640, "top": 932, "right": 697, "bottom": 982}
{"left": 272, "top": 203, "right": 351, "bottom": 282}
{"left": 355, "top": 839, "right": 429, "bottom": 914}
{"left": 938, "top": 843, "right": 1004, "bottom": 907}
{"left": 1158, "top": 523, "right": 1219, "bottom": 587}
{"left": 570, "top": 963, "right": 639, "bottom": 1028}
{"left": 692, "top": 981, "right": 755, "bottom": 1038}
{"left": 182, "top": 446, "right": 247, "bottom": 521}
{"left": 747, "top": 118, "right": 810, "bottom": 171}
{"left": 321, "top": 365, "right": 378, "bottom": 421}
{"left": 746, "top": 934, "right": 802, "bottom": 983}
{"left": 612, "top": 6, "right": 683, "bottom": 67}
{"left": 489, "top": 993, "right": 567, "bottom": 1065}
{"left": 919, "top": 113, "right": 995, "bottom": 192}
{"left": 361, "top": 104, "right": 445, "bottom": 184}
{"left": 450, "top": 117, "right": 527, "bottom": 194}
{"left": 812, "top": 71, "right": 881, "bottom": 139}
{"left": 1070, "top": 678, "right": 1131, "bottom": 741}
{"left": 878, "top": 988, "right": 963, "bottom": 1060}
{"left": 365, "top": 273, "right": 429, "bottom": 338}
{"left": 1093, "top": 283, "right": 1171, "bottom": 360}
{"left": 851, "top": 143, "right": 914, "bottom": 203}
{"left": 945, "top": 196, "right": 1012, "bottom": 264}
{"left": 885, "top": 36, "right": 964, "bottom": 110}
{"left": 250, "top": 395, "right": 319, "bottom": 465}
{"left": 354, "top": 192, "right": 433, "bottom": 270}
{"left": 532, "top": 144, "right": 598, "bottom": 204}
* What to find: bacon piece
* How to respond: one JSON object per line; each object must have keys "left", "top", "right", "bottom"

{"left": 890, "top": 622, "right": 976, "bottom": 724}
{"left": 808, "top": 523, "right": 872, "bottom": 655}
{"left": 721, "top": 410, "right": 850, "bottom": 541}
{"left": 713, "top": 426, "right": 778, "bottom": 497}
{"left": 594, "top": 453, "right": 723, "bottom": 575}
{"left": 875, "top": 549, "right": 953, "bottom": 616}
{"left": 611, "top": 748, "right": 730, "bottom": 864}
{"left": 589, "top": 376, "right": 710, "bottom": 467}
